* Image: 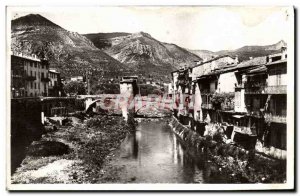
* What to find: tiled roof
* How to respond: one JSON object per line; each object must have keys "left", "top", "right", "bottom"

{"left": 190, "top": 55, "right": 236, "bottom": 69}
{"left": 236, "top": 56, "right": 267, "bottom": 69}
{"left": 246, "top": 65, "right": 267, "bottom": 74}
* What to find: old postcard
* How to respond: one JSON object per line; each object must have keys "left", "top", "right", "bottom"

{"left": 6, "top": 5, "right": 295, "bottom": 191}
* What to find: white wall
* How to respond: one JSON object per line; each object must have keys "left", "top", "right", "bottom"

{"left": 217, "top": 72, "right": 238, "bottom": 93}
{"left": 24, "top": 60, "right": 48, "bottom": 97}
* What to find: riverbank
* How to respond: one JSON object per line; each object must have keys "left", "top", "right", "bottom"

{"left": 92, "top": 118, "right": 232, "bottom": 184}
{"left": 169, "top": 116, "right": 286, "bottom": 183}
{"left": 11, "top": 114, "right": 133, "bottom": 184}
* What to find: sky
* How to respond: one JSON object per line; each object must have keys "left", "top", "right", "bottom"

{"left": 10, "top": 6, "right": 292, "bottom": 51}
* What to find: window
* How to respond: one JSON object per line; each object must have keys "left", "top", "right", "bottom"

{"left": 34, "top": 82, "right": 36, "bottom": 89}
{"left": 276, "top": 70, "right": 282, "bottom": 86}
{"left": 41, "top": 73, "right": 44, "bottom": 79}
{"left": 30, "top": 82, "right": 33, "bottom": 89}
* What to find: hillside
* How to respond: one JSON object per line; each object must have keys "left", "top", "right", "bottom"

{"left": 11, "top": 14, "right": 129, "bottom": 80}
{"left": 188, "top": 49, "right": 218, "bottom": 61}
{"left": 216, "top": 40, "right": 287, "bottom": 61}
{"left": 189, "top": 40, "right": 286, "bottom": 62}
{"left": 84, "top": 32, "right": 202, "bottom": 82}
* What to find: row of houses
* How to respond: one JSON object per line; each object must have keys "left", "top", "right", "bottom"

{"left": 171, "top": 47, "right": 287, "bottom": 160}
{"left": 11, "top": 52, "right": 62, "bottom": 98}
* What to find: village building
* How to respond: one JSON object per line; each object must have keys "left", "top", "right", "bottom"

{"left": 190, "top": 55, "right": 238, "bottom": 81}
{"left": 11, "top": 52, "right": 49, "bottom": 98}
{"left": 48, "top": 69, "right": 62, "bottom": 97}
{"left": 171, "top": 55, "right": 239, "bottom": 127}
{"left": 234, "top": 49, "right": 287, "bottom": 159}
{"left": 171, "top": 68, "right": 191, "bottom": 122}
{"left": 171, "top": 49, "right": 288, "bottom": 159}
{"left": 119, "top": 76, "right": 139, "bottom": 121}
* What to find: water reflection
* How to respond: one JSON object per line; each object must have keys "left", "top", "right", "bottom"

{"left": 118, "top": 119, "right": 228, "bottom": 183}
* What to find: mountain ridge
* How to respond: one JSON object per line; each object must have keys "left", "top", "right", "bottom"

{"left": 189, "top": 40, "right": 287, "bottom": 62}
{"left": 84, "top": 32, "right": 202, "bottom": 82}
{"left": 11, "top": 14, "right": 129, "bottom": 81}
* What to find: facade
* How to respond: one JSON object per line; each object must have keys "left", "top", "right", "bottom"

{"left": 239, "top": 51, "right": 287, "bottom": 159}
{"left": 11, "top": 52, "right": 49, "bottom": 98}
{"left": 48, "top": 69, "right": 62, "bottom": 97}
{"left": 171, "top": 50, "right": 288, "bottom": 160}
{"left": 120, "top": 76, "right": 139, "bottom": 121}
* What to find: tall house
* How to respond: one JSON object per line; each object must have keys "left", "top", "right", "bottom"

{"left": 119, "top": 76, "right": 139, "bottom": 121}
{"left": 48, "top": 69, "right": 62, "bottom": 97}
{"left": 171, "top": 55, "right": 238, "bottom": 125}
{"left": 235, "top": 49, "right": 287, "bottom": 159}
{"left": 11, "top": 52, "right": 49, "bottom": 98}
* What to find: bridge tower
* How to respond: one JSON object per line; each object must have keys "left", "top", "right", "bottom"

{"left": 119, "top": 76, "right": 139, "bottom": 121}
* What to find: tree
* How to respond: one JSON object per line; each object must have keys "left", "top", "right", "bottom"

{"left": 63, "top": 81, "right": 86, "bottom": 96}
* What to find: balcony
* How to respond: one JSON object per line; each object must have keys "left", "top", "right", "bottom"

{"left": 221, "top": 104, "right": 234, "bottom": 111}
{"left": 41, "top": 77, "right": 51, "bottom": 82}
{"left": 176, "top": 80, "right": 189, "bottom": 87}
{"left": 264, "top": 113, "right": 286, "bottom": 124}
{"left": 244, "top": 83, "right": 286, "bottom": 95}
{"left": 25, "top": 76, "right": 36, "bottom": 81}
{"left": 244, "top": 82, "right": 266, "bottom": 94}
{"left": 233, "top": 125, "right": 256, "bottom": 136}
{"left": 264, "top": 85, "right": 287, "bottom": 94}
{"left": 201, "top": 103, "right": 213, "bottom": 109}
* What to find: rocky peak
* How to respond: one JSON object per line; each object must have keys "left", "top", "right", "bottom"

{"left": 12, "top": 14, "right": 61, "bottom": 30}
{"left": 131, "top": 31, "right": 152, "bottom": 38}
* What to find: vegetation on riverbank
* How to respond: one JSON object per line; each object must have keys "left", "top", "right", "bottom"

{"left": 170, "top": 116, "right": 286, "bottom": 183}
{"left": 11, "top": 114, "right": 133, "bottom": 184}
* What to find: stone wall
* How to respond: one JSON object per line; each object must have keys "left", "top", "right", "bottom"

{"left": 11, "top": 98, "right": 45, "bottom": 173}
{"left": 169, "top": 116, "right": 286, "bottom": 183}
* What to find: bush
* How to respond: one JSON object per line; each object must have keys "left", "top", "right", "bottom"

{"left": 63, "top": 81, "right": 86, "bottom": 95}
{"left": 27, "top": 141, "right": 70, "bottom": 157}
{"left": 211, "top": 93, "right": 235, "bottom": 110}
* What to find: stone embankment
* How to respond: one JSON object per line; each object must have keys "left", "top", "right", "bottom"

{"left": 169, "top": 116, "right": 286, "bottom": 183}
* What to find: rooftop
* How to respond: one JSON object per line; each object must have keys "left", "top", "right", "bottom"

{"left": 266, "top": 58, "right": 287, "bottom": 66}
{"left": 190, "top": 55, "right": 236, "bottom": 69}
{"left": 11, "top": 51, "right": 41, "bottom": 62}
{"left": 236, "top": 56, "right": 267, "bottom": 69}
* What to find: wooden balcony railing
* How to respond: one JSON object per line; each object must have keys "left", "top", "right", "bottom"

{"left": 264, "top": 85, "right": 287, "bottom": 94}
{"left": 264, "top": 113, "right": 286, "bottom": 123}
{"left": 245, "top": 85, "right": 287, "bottom": 94}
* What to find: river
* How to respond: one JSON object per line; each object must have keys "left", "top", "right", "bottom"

{"left": 100, "top": 119, "right": 229, "bottom": 183}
